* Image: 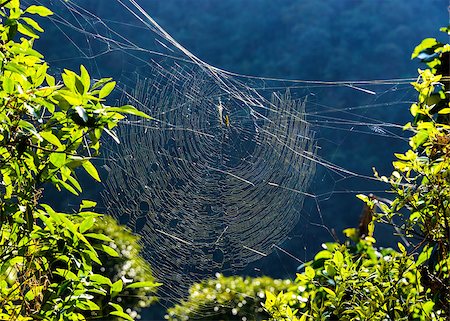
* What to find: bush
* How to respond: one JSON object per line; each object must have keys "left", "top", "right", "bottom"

{"left": 166, "top": 274, "right": 294, "bottom": 321}
{"left": 88, "top": 216, "right": 158, "bottom": 320}
{"left": 263, "top": 26, "right": 450, "bottom": 321}
{"left": 0, "top": 1, "right": 157, "bottom": 320}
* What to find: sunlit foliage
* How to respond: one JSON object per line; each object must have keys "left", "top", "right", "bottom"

{"left": 264, "top": 27, "right": 450, "bottom": 321}
{"left": 87, "top": 216, "right": 158, "bottom": 320}
{"left": 0, "top": 1, "right": 156, "bottom": 320}
{"left": 166, "top": 274, "right": 294, "bottom": 321}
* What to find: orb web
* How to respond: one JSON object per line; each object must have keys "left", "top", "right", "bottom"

{"left": 102, "top": 65, "right": 316, "bottom": 295}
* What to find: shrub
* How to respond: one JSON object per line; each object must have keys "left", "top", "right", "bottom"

{"left": 166, "top": 274, "right": 294, "bottom": 321}
{"left": 264, "top": 27, "right": 450, "bottom": 321}
{"left": 0, "top": 1, "right": 157, "bottom": 320}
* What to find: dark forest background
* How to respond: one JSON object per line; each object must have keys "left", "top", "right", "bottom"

{"left": 34, "top": 0, "right": 449, "bottom": 316}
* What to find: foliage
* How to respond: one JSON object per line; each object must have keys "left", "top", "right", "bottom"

{"left": 166, "top": 274, "right": 294, "bottom": 321}
{"left": 0, "top": 1, "right": 156, "bottom": 320}
{"left": 373, "top": 26, "right": 450, "bottom": 315}
{"left": 264, "top": 28, "right": 450, "bottom": 321}
{"left": 265, "top": 235, "right": 439, "bottom": 320}
{"left": 86, "top": 216, "right": 158, "bottom": 320}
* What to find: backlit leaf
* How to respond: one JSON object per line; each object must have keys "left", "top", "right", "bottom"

{"left": 25, "top": 5, "right": 53, "bottom": 17}
{"left": 82, "top": 160, "right": 101, "bottom": 182}
{"left": 99, "top": 81, "right": 116, "bottom": 98}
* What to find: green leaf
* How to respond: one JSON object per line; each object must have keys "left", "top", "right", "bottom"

{"left": 75, "top": 300, "right": 100, "bottom": 311}
{"left": 110, "top": 311, "right": 133, "bottom": 321}
{"left": 85, "top": 233, "right": 114, "bottom": 243}
{"left": 21, "top": 17, "right": 44, "bottom": 32}
{"left": 304, "top": 266, "right": 315, "bottom": 279}
{"left": 322, "top": 287, "right": 336, "bottom": 297}
{"left": 99, "top": 81, "right": 116, "bottom": 98}
{"left": 80, "top": 200, "right": 97, "bottom": 210}
{"left": 37, "top": 211, "right": 54, "bottom": 234}
{"left": 333, "top": 251, "right": 344, "bottom": 266}
{"left": 62, "top": 70, "right": 76, "bottom": 92}
{"left": 3, "top": 77, "right": 14, "bottom": 94}
{"left": 411, "top": 38, "right": 440, "bottom": 59}
{"left": 19, "top": 120, "right": 40, "bottom": 138}
{"left": 111, "top": 279, "right": 123, "bottom": 297}
{"left": 55, "top": 268, "right": 78, "bottom": 281}
{"left": 4, "top": 62, "right": 26, "bottom": 75}
{"left": 80, "top": 65, "right": 90, "bottom": 94}
{"left": 417, "top": 245, "right": 433, "bottom": 266}
{"left": 314, "top": 250, "right": 333, "bottom": 261}
{"left": 410, "top": 130, "right": 429, "bottom": 150}
{"left": 49, "top": 152, "right": 66, "bottom": 168}
{"left": 125, "top": 281, "right": 160, "bottom": 289}
{"left": 57, "top": 179, "right": 79, "bottom": 195}
{"left": 84, "top": 249, "right": 102, "bottom": 265}
{"left": 264, "top": 291, "right": 276, "bottom": 309}
{"left": 90, "top": 274, "right": 112, "bottom": 286}
{"left": 106, "top": 105, "right": 152, "bottom": 119}
{"left": 422, "top": 301, "right": 435, "bottom": 315}
{"left": 79, "top": 217, "right": 94, "bottom": 233}
{"left": 25, "top": 5, "right": 53, "bottom": 17}
{"left": 91, "top": 77, "right": 113, "bottom": 90}
{"left": 59, "top": 215, "right": 78, "bottom": 235}
{"left": 40, "top": 131, "right": 62, "bottom": 148}
{"left": 17, "top": 22, "right": 39, "bottom": 38}
{"left": 438, "top": 108, "right": 450, "bottom": 114}
{"left": 66, "top": 174, "right": 82, "bottom": 193}
{"left": 25, "top": 286, "right": 44, "bottom": 301}
{"left": 109, "top": 302, "right": 124, "bottom": 312}
{"left": 82, "top": 160, "right": 101, "bottom": 182}
{"left": 96, "top": 244, "right": 119, "bottom": 257}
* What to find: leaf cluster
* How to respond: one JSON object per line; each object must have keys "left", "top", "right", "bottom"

{"left": 166, "top": 274, "right": 294, "bottom": 321}
{"left": 263, "top": 27, "right": 450, "bottom": 321}
{"left": 85, "top": 215, "right": 159, "bottom": 321}
{"left": 163, "top": 25, "right": 450, "bottom": 321}
{"left": 373, "top": 26, "right": 450, "bottom": 314}
{"left": 265, "top": 237, "right": 439, "bottom": 321}
{"left": 0, "top": 1, "right": 155, "bottom": 320}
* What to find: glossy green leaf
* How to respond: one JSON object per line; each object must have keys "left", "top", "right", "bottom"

{"left": 125, "top": 281, "right": 160, "bottom": 289}
{"left": 80, "top": 65, "right": 90, "bottom": 94}
{"left": 85, "top": 233, "right": 114, "bottom": 243}
{"left": 79, "top": 216, "right": 94, "bottom": 233}
{"left": 21, "top": 17, "right": 43, "bottom": 32}
{"left": 17, "top": 22, "right": 39, "bottom": 38}
{"left": 3, "top": 77, "right": 14, "bottom": 93}
{"left": 40, "top": 131, "right": 62, "bottom": 148}
{"left": 111, "top": 279, "right": 123, "bottom": 297}
{"left": 25, "top": 5, "right": 53, "bottom": 17}
{"left": 82, "top": 160, "right": 101, "bottom": 182}
{"left": 49, "top": 152, "right": 66, "bottom": 168}
{"left": 97, "top": 244, "right": 119, "bottom": 257}
{"left": 417, "top": 245, "right": 433, "bottom": 266}
{"left": 80, "top": 200, "right": 97, "bottom": 210}
{"left": 110, "top": 311, "right": 133, "bottom": 321}
{"left": 99, "top": 81, "right": 116, "bottom": 98}
{"left": 55, "top": 268, "right": 78, "bottom": 281}
{"left": 57, "top": 178, "right": 79, "bottom": 195}
{"left": 90, "top": 274, "right": 112, "bottom": 286}
{"left": 75, "top": 300, "right": 100, "bottom": 311}
{"left": 106, "top": 104, "right": 152, "bottom": 119}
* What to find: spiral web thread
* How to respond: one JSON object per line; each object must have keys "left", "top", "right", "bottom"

{"left": 102, "top": 64, "right": 316, "bottom": 296}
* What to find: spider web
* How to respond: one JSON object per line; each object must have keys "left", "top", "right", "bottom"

{"left": 27, "top": 0, "right": 424, "bottom": 305}
{"left": 102, "top": 64, "right": 317, "bottom": 297}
